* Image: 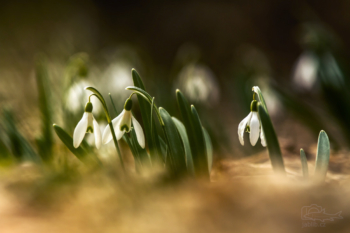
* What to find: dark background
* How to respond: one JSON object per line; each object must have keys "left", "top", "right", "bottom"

{"left": 1, "top": 0, "right": 350, "bottom": 157}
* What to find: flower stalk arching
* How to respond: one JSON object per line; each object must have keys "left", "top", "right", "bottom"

{"left": 125, "top": 86, "right": 164, "bottom": 126}
{"left": 85, "top": 87, "right": 125, "bottom": 171}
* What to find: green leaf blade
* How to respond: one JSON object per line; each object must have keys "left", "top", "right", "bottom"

{"left": 176, "top": 90, "right": 209, "bottom": 180}
{"left": 300, "top": 149, "right": 308, "bottom": 179}
{"left": 131, "top": 69, "right": 163, "bottom": 163}
{"left": 190, "top": 105, "right": 210, "bottom": 180}
{"left": 159, "top": 107, "right": 187, "bottom": 176}
{"left": 172, "top": 117, "right": 194, "bottom": 175}
{"left": 35, "top": 56, "right": 53, "bottom": 162}
{"left": 203, "top": 127, "right": 213, "bottom": 173}
{"left": 53, "top": 124, "right": 98, "bottom": 165}
{"left": 314, "top": 130, "right": 330, "bottom": 182}
{"left": 258, "top": 104, "right": 285, "bottom": 175}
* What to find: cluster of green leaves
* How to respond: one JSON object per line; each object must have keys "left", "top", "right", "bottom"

{"left": 53, "top": 69, "right": 213, "bottom": 180}
{"left": 125, "top": 69, "right": 213, "bottom": 180}
{"left": 300, "top": 130, "right": 330, "bottom": 182}
{"left": 0, "top": 57, "right": 54, "bottom": 166}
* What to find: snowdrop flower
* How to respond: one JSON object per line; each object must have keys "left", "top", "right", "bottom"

{"left": 238, "top": 100, "right": 266, "bottom": 147}
{"left": 73, "top": 102, "right": 102, "bottom": 149}
{"left": 292, "top": 51, "right": 319, "bottom": 90}
{"left": 102, "top": 98, "right": 145, "bottom": 148}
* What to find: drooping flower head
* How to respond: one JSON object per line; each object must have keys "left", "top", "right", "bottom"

{"left": 238, "top": 99, "right": 266, "bottom": 147}
{"left": 73, "top": 101, "right": 102, "bottom": 149}
{"left": 102, "top": 98, "right": 145, "bottom": 148}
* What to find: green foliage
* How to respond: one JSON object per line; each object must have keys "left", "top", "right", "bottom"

{"left": 176, "top": 90, "right": 209, "bottom": 180}
{"left": 203, "top": 127, "right": 213, "bottom": 173}
{"left": 172, "top": 117, "right": 194, "bottom": 175}
{"left": 53, "top": 124, "right": 100, "bottom": 166}
{"left": 258, "top": 104, "right": 285, "bottom": 175}
{"left": 35, "top": 56, "right": 53, "bottom": 162}
{"left": 300, "top": 149, "right": 308, "bottom": 179}
{"left": 314, "top": 130, "right": 330, "bottom": 182}
{"left": 124, "top": 127, "right": 151, "bottom": 172}
{"left": 159, "top": 107, "right": 187, "bottom": 176}
{"left": 2, "top": 110, "right": 41, "bottom": 163}
{"left": 131, "top": 69, "right": 163, "bottom": 163}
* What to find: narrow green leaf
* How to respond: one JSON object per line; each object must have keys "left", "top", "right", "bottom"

{"left": 172, "top": 117, "right": 194, "bottom": 175}
{"left": 85, "top": 86, "right": 106, "bottom": 106}
{"left": 203, "top": 127, "right": 213, "bottom": 173}
{"left": 53, "top": 124, "right": 99, "bottom": 165}
{"left": 300, "top": 149, "right": 308, "bottom": 179}
{"left": 158, "top": 136, "right": 168, "bottom": 162}
{"left": 314, "top": 130, "right": 330, "bottom": 182}
{"left": 258, "top": 103, "right": 285, "bottom": 175}
{"left": 176, "top": 90, "right": 209, "bottom": 180}
{"left": 126, "top": 85, "right": 153, "bottom": 102}
{"left": 3, "top": 110, "right": 41, "bottom": 163}
{"left": 35, "top": 56, "right": 53, "bottom": 162}
{"left": 122, "top": 133, "right": 142, "bottom": 173}
{"left": 190, "top": 105, "right": 210, "bottom": 179}
{"left": 131, "top": 126, "right": 151, "bottom": 167}
{"left": 0, "top": 136, "right": 14, "bottom": 166}
{"left": 252, "top": 86, "right": 268, "bottom": 113}
{"left": 159, "top": 107, "right": 187, "bottom": 175}
{"left": 131, "top": 69, "right": 163, "bottom": 163}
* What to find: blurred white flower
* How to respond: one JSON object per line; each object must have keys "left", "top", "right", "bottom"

{"left": 292, "top": 51, "right": 319, "bottom": 90}
{"left": 102, "top": 62, "right": 134, "bottom": 102}
{"left": 102, "top": 99, "right": 145, "bottom": 148}
{"left": 177, "top": 64, "right": 219, "bottom": 105}
{"left": 65, "top": 80, "right": 101, "bottom": 114}
{"left": 73, "top": 102, "right": 101, "bottom": 149}
{"left": 238, "top": 100, "right": 266, "bottom": 147}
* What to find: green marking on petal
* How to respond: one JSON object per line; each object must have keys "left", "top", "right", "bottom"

{"left": 86, "top": 126, "right": 94, "bottom": 133}
{"left": 121, "top": 125, "right": 130, "bottom": 133}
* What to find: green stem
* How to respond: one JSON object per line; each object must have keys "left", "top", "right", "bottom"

{"left": 109, "top": 122, "right": 125, "bottom": 171}
{"left": 87, "top": 91, "right": 124, "bottom": 171}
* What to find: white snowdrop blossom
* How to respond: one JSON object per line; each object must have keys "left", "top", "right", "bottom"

{"left": 238, "top": 100, "right": 266, "bottom": 147}
{"left": 73, "top": 102, "right": 102, "bottom": 149}
{"left": 102, "top": 98, "right": 145, "bottom": 148}
{"left": 292, "top": 51, "right": 319, "bottom": 90}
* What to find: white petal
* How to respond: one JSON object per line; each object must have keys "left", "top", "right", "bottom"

{"left": 119, "top": 110, "right": 132, "bottom": 133}
{"left": 249, "top": 112, "right": 260, "bottom": 146}
{"left": 260, "top": 125, "right": 266, "bottom": 147}
{"left": 93, "top": 117, "right": 102, "bottom": 149}
{"left": 115, "top": 116, "right": 126, "bottom": 140}
{"left": 102, "top": 110, "right": 125, "bottom": 144}
{"left": 132, "top": 116, "right": 145, "bottom": 148}
{"left": 237, "top": 112, "right": 252, "bottom": 146}
{"left": 73, "top": 112, "right": 88, "bottom": 148}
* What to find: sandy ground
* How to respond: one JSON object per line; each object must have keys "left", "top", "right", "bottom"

{"left": 0, "top": 149, "right": 349, "bottom": 233}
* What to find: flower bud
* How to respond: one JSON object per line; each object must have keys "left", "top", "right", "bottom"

{"left": 85, "top": 102, "right": 93, "bottom": 112}
{"left": 124, "top": 98, "right": 133, "bottom": 111}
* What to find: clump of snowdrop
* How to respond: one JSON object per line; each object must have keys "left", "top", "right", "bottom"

{"left": 102, "top": 97, "right": 145, "bottom": 148}
{"left": 238, "top": 99, "right": 266, "bottom": 147}
{"left": 73, "top": 101, "right": 102, "bottom": 149}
